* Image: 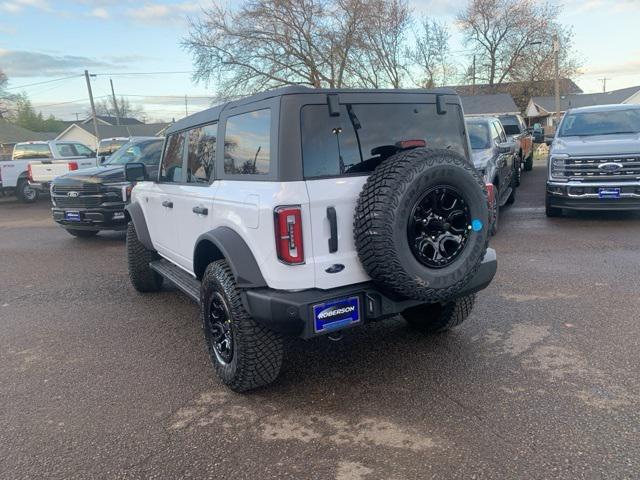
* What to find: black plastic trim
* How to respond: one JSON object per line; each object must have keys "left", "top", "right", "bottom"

{"left": 124, "top": 202, "right": 153, "bottom": 250}
{"left": 195, "top": 227, "right": 267, "bottom": 288}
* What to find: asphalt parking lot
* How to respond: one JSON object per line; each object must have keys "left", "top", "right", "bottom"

{"left": 1, "top": 159, "right": 639, "bottom": 479}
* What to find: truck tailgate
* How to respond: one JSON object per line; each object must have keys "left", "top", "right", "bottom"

{"left": 29, "top": 161, "right": 73, "bottom": 182}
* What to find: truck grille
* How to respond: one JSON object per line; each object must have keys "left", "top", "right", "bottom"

{"left": 556, "top": 155, "right": 640, "bottom": 181}
{"left": 52, "top": 184, "right": 101, "bottom": 194}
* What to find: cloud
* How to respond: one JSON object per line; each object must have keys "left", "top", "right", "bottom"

{"left": 0, "top": 24, "right": 17, "bottom": 34}
{"left": 583, "top": 58, "right": 640, "bottom": 77}
{"left": 87, "top": 6, "right": 109, "bottom": 19}
{"left": 0, "top": 0, "right": 50, "bottom": 13}
{"left": 0, "top": 49, "right": 125, "bottom": 77}
{"left": 125, "top": 2, "right": 201, "bottom": 23}
{"left": 564, "top": 0, "right": 640, "bottom": 13}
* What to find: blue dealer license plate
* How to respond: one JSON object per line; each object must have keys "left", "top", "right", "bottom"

{"left": 599, "top": 188, "right": 620, "bottom": 199}
{"left": 313, "top": 296, "right": 361, "bottom": 333}
{"left": 64, "top": 210, "right": 81, "bottom": 221}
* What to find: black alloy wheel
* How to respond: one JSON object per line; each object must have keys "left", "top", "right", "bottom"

{"left": 408, "top": 186, "right": 472, "bottom": 269}
{"left": 206, "top": 292, "right": 234, "bottom": 365}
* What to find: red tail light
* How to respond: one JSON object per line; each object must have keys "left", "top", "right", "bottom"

{"left": 27, "top": 164, "right": 33, "bottom": 182}
{"left": 274, "top": 206, "right": 304, "bottom": 265}
{"left": 485, "top": 183, "right": 495, "bottom": 206}
{"left": 68, "top": 161, "right": 78, "bottom": 171}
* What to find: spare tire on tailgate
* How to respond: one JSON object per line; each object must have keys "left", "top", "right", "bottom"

{"left": 354, "top": 148, "right": 490, "bottom": 302}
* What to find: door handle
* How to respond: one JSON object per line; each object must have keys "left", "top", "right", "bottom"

{"left": 327, "top": 206, "right": 338, "bottom": 253}
{"left": 162, "top": 200, "right": 173, "bottom": 208}
{"left": 192, "top": 206, "right": 208, "bottom": 216}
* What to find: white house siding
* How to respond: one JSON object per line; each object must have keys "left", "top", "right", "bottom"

{"left": 55, "top": 125, "right": 98, "bottom": 149}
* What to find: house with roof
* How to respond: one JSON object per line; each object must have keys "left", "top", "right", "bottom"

{"left": 526, "top": 85, "right": 640, "bottom": 128}
{"left": 460, "top": 93, "right": 520, "bottom": 117}
{"left": 55, "top": 122, "right": 170, "bottom": 148}
{"left": 0, "top": 121, "right": 56, "bottom": 160}
{"left": 453, "top": 79, "right": 583, "bottom": 112}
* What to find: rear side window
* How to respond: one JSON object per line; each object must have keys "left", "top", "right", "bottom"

{"left": 223, "top": 109, "right": 271, "bottom": 175}
{"left": 160, "top": 132, "right": 186, "bottom": 182}
{"left": 55, "top": 144, "right": 75, "bottom": 157}
{"left": 186, "top": 123, "right": 217, "bottom": 184}
{"left": 13, "top": 144, "right": 52, "bottom": 160}
{"left": 301, "top": 103, "right": 468, "bottom": 178}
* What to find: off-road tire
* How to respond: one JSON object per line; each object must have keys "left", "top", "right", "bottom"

{"left": 354, "top": 148, "right": 490, "bottom": 302}
{"left": 16, "top": 179, "right": 38, "bottom": 203}
{"left": 403, "top": 294, "right": 476, "bottom": 333}
{"left": 524, "top": 153, "right": 534, "bottom": 171}
{"left": 201, "top": 260, "right": 284, "bottom": 392}
{"left": 126, "top": 222, "right": 163, "bottom": 292}
{"left": 506, "top": 184, "right": 516, "bottom": 205}
{"left": 66, "top": 229, "right": 99, "bottom": 238}
{"left": 545, "top": 196, "right": 563, "bottom": 218}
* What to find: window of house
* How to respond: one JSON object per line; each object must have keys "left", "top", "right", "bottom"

{"left": 224, "top": 109, "right": 271, "bottom": 175}
{"left": 160, "top": 132, "right": 186, "bottom": 182}
{"left": 186, "top": 123, "right": 217, "bottom": 184}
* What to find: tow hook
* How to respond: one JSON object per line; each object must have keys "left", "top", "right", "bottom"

{"left": 327, "top": 331, "right": 344, "bottom": 342}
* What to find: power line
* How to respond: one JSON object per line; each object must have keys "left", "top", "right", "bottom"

{"left": 92, "top": 71, "right": 193, "bottom": 77}
{"left": 34, "top": 95, "right": 110, "bottom": 108}
{"left": 6, "top": 74, "right": 82, "bottom": 91}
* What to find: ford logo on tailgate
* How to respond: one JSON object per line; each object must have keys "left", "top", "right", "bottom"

{"left": 598, "top": 162, "right": 623, "bottom": 172}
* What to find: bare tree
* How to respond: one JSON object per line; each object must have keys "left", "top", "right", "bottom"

{"left": 457, "top": 0, "right": 576, "bottom": 86}
{"left": 0, "top": 69, "right": 17, "bottom": 120}
{"left": 184, "top": 0, "right": 417, "bottom": 95}
{"left": 90, "top": 96, "right": 144, "bottom": 120}
{"left": 408, "top": 18, "right": 453, "bottom": 88}
{"left": 349, "top": 0, "right": 411, "bottom": 88}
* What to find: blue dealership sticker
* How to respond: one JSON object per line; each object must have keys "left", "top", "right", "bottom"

{"left": 313, "top": 296, "right": 361, "bottom": 333}
{"left": 471, "top": 219, "right": 483, "bottom": 232}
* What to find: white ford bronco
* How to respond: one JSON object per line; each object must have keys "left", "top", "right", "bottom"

{"left": 124, "top": 87, "right": 497, "bottom": 391}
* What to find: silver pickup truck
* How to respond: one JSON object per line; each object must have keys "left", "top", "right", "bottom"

{"left": 546, "top": 104, "right": 640, "bottom": 217}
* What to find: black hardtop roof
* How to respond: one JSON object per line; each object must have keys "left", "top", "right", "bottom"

{"left": 166, "top": 86, "right": 458, "bottom": 134}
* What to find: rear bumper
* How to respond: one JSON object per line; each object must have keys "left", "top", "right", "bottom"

{"left": 547, "top": 181, "right": 640, "bottom": 211}
{"left": 29, "top": 181, "right": 51, "bottom": 192}
{"left": 52, "top": 206, "right": 128, "bottom": 231}
{"left": 244, "top": 249, "right": 497, "bottom": 339}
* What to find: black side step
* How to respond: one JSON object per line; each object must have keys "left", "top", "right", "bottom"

{"left": 150, "top": 259, "right": 201, "bottom": 303}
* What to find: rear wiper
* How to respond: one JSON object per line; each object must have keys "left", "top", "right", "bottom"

{"left": 346, "top": 104, "right": 364, "bottom": 164}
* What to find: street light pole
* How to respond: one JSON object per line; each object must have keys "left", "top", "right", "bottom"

{"left": 553, "top": 34, "right": 561, "bottom": 129}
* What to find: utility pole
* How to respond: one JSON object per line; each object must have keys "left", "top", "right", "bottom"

{"left": 109, "top": 78, "right": 121, "bottom": 126}
{"left": 553, "top": 35, "right": 561, "bottom": 130}
{"left": 598, "top": 77, "right": 610, "bottom": 93}
{"left": 84, "top": 70, "right": 100, "bottom": 149}
{"left": 472, "top": 55, "right": 476, "bottom": 95}
{"left": 184, "top": 95, "right": 188, "bottom": 117}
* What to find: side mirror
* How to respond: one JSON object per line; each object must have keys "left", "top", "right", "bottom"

{"left": 497, "top": 141, "right": 515, "bottom": 154}
{"left": 99, "top": 155, "right": 107, "bottom": 164}
{"left": 124, "top": 162, "right": 148, "bottom": 182}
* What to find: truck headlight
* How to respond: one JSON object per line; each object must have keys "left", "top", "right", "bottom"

{"left": 549, "top": 154, "right": 569, "bottom": 179}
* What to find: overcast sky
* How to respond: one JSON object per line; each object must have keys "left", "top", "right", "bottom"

{"left": 1, "top": 0, "right": 638, "bottom": 122}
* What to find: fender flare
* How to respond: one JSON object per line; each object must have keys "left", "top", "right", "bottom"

{"left": 194, "top": 227, "right": 267, "bottom": 289}
{"left": 125, "top": 202, "right": 153, "bottom": 250}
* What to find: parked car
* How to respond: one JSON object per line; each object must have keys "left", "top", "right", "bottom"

{"left": 50, "top": 137, "right": 162, "bottom": 237}
{"left": 498, "top": 113, "right": 534, "bottom": 176}
{"left": 0, "top": 141, "right": 96, "bottom": 202}
{"left": 97, "top": 137, "right": 130, "bottom": 164}
{"left": 546, "top": 104, "right": 640, "bottom": 217}
{"left": 466, "top": 116, "right": 517, "bottom": 235}
{"left": 124, "top": 87, "right": 497, "bottom": 392}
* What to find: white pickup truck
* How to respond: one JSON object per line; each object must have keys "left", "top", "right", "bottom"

{"left": 0, "top": 141, "right": 96, "bottom": 202}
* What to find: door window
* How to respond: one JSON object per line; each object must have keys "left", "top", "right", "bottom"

{"left": 73, "top": 143, "right": 95, "bottom": 157}
{"left": 223, "top": 109, "right": 271, "bottom": 175}
{"left": 186, "top": 123, "right": 217, "bottom": 184}
{"left": 160, "top": 132, "right": 186, "bottom": 182}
